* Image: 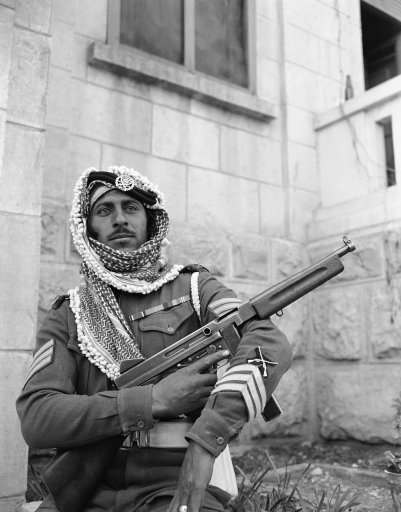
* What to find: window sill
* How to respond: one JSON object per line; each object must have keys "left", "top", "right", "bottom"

{"left": 89, "top": 42, "right": 276, "bottom": 122}
{"left": 315, "top": 74, "right": 401, "bottom": 130}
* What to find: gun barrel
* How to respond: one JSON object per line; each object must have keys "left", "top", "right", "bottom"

{"left": 249, "top": 236, "right": 356, "bottom": 320}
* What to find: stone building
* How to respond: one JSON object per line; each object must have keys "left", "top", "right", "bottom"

{"left": 1, "top": 0, "right": 401, "bottom": 509}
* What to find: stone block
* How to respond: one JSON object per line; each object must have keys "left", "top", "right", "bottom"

{"left": 101, "top": 144, "right": 150, "bottom": 172}
{"left": 257, "top": 16, "right": 278, "bottom": 61}
{"left": 41, "top": 203, "right": 68, "bottom": 261}
{"left": 317, "top": 365, "right": 401, "bottom": 443}
{"left": 0, "top": 351, "right": 31, "bottom": 495}
{"left": 51, "top": 20, "right": 73, "bottom": 71}
{"left": 257, "top": 58, "right": 280, "bottom": 104}
{"left": 150, "top": 84, "right": 191, "bottom": 112}
{"left": 0, "top": 108, "right": 5, "bottom": 168}
{"left": 271, "top": 238, "right": 307, "bottom": 281}
{"left": 385, "top": 230, "right": 401, "bottom": 276}
{"left": 65, "top": 135, "right": 101, "bottom": 201}
{"left": 188, "top": 167, "right": 260, "bottom": 235}
{"left": 0, "top": 0, "right": 15, "bottom": 8}
{"left": 87, "top": 58, "right": 152, "bottom": 101}
{"left": 15, "top": 0, "right": 51, "bottom": 34}
{"left": 260, "top": 184, "right": 285, "bottom": 238}
{"left": 312, "top": 286, "right": 363, "bottom": 360}
{"left": 168, "top": 221, "right": 230, "bottom": 277}
{"left": 256, "top": 0, "right": 277, "bottom": 22}
{"left": 0, "top": 6, "right": 13, "bottom": 109}
{"left": 289, "top": 188, "right": 319, "bottom": 242}
{"left": 239, "top": 365, "right": 307, "bottom": 440}
{"left": 275, "top": 300, "right": 308, "bottom": 359}
{"left": 153, "top": 106, "right": 219, "bottom": 170}
{"left": 221, "top": 126, "right": 282, "bottom": 185}
{"left": 288, "top": 142, "right": 318, "bottom": 192}
{"left": 72, "top": 34, "right": 90, "bottom": 80}
{"left": 286, "top": 24, "right": 319, "bottom": 74}
{"left": 317, "top": 113, "right": 372, "bottom": 208}
{"left": 285, "top": 63, "right": 317, "bottom": 111}
{"left": 0, "top": 496, "right": 25, "bottom": 512}
{"left": 0, "top": 214, "right": 40, "bottom": 350}
{"left": 42, "top": 127, "right": 69, "bottom": 201}
{"left": 284, "top": 0, "right": 339, "bottom": 43}
{"left": 0, "top": 123, "right": 44, "bottom": 215}
{"left": 38, "top": 262, "right": 80, "bottom": 325}
{"left": 75, "top": 0, "right": 107, "bottom": 41}
{"left": 46, "top": 67, "right": 72, "bottom": 129}
{"left": 72, "top": 82, "right": 152, "bottom": 151}
{"left": 231, "top": 235, "right": 269, "bottom": 280}
{"left": 368, "top": 281, "right": 401, "bottom": 360}
{"left": 8, "top": 28, "right": 50, "bottom": 127}
{"left": 53, "top": 0, "right": 75, "bottom": 23}
{"left": 287, "top": 106, "right": 316, "bottom": 147}
{"left": 189, "top": 96, "right": 274, "bottom": 139}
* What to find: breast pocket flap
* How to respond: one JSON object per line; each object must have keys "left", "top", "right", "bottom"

{"left": 139, "top": 302, "right": 194, "bottom": 335}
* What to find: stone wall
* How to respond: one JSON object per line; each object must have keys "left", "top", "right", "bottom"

{"left": 38, "top": 0, "right": 382, "bottom": 447}
{"left": 308, "top": 232, "right": 401, "bottom": 444}
{"left": 0, "top": 1, "right": 52, "bottom": 509}
{"left": 3, "top": 0, "right": 399, "bottom": 504}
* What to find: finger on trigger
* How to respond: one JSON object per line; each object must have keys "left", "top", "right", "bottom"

{"left": 195, "top": 349, "right": 230, "bottom": 370}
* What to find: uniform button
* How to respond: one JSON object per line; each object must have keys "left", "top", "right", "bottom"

{"left": 167, "top": 326, "right": 174, "bottom": 334}
{"left": 216, "top": 436, "right": 225, "bottom": 445}
{"left": 137, "top": 419, "right": 145, "bottom": 428}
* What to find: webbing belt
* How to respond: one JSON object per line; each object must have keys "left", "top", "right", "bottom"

{"left": 122, "top": 419, "right": 191, "bottom": 449}
{"left": 121, "top": 419, "right": 238, "bottom": 497}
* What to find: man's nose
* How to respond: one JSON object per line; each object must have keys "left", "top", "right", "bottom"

{"left": 113, "top": 207, "right": 128, "bottom": 226}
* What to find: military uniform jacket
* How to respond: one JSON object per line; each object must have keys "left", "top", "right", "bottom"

{"left": 17, "top": 270, "right": 292, "bottom": 510}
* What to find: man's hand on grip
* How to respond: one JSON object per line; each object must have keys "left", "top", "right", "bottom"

{"left": 151, "top": 349, "right": 229, "bottom": 419}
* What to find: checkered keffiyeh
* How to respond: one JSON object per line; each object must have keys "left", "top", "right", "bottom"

{"left": 69, "top": 167, "right": 183, "bottom": 379}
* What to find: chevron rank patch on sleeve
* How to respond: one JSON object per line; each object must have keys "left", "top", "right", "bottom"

{"left": 24, "top": 339, "right": 55, "bottom": 387}
{"left": 211, "top": 363, "right": 267, "bottom": 420}
{"left": 208, "top": 297, "right": 242, "bottom": 318}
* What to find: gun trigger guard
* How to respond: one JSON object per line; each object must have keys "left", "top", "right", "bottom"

{"left": 276, "top": 310, "right": 284, "bottom": 317}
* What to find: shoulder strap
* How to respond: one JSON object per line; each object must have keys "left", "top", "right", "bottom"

{"left": 190, "top": 272, "right": 201, "bottom": 323}
{"left": 51, "top": 294, "right": 69, "bottom": 310}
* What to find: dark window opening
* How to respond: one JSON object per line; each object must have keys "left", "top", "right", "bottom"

{"left": 120, "top": 0, "right": 184, "bottom": 64}
{"left": 195, "top": 0, "right": 248, "bottom": 87}
{"left": 361, "top": 1, "right": 401, "bottom": 89}
{"left": 379, "top": 117, "right": 396, "bottom": 187}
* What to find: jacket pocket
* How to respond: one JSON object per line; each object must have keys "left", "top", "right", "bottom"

{"left": 138, "top": 301, "right": 194, "bottom": 335}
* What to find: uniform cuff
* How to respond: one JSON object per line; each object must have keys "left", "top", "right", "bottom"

{"left": 185, "top": 409, "right": 233, "bottom": 457}
{"left": 117, "top": 385, "right": 155, "bottom": 433}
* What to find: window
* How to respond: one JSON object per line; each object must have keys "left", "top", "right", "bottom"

{"left": 378, "top": 117, "right": 396, "bottom": 187}
{"left": 361, "top": 1, "right": 401, "bottom": 89}
{"left": 118, "top": 0, "right": 249, "bottom": 88}
{"left": 91, "top": 0, "right": 274, "bottom": 121}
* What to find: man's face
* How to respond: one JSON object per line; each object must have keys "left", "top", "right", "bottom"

{"left": 88, "top": 189, "right": 148, "bottom": 251}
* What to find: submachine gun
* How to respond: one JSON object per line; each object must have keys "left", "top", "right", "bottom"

{"left": 43, "top": 237, "right": 356, "bottom": 512}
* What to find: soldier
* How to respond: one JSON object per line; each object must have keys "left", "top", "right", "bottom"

{"left": 17, "top": 167, "right": 292, "bottom": 512}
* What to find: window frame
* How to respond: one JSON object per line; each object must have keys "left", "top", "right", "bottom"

{"left": 88, "top": 0, "right": 275, "bottom": 121}
{"left": 107, "top": 0, "right": 256, "bottom": 92}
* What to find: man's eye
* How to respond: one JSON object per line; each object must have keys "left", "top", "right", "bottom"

{"left": 96, "top": 207, "right": 110, "bottom": 215}
{"left": 125, "top": 203, "right": 139, "bottom": 212}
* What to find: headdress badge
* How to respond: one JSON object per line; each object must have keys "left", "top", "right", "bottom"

{"left": 115, "top": 173, "right": 137, "bottom": 192}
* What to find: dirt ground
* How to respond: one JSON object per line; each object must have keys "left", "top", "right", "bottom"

{"left": 230, "top": 438, "right": 401, "bottom": 511}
